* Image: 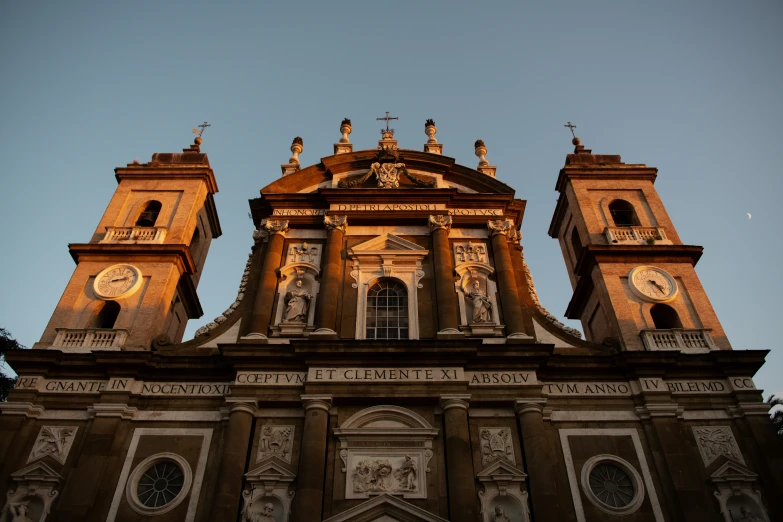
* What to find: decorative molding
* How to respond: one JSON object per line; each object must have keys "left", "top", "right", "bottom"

{"left": 559, "top": 428, "right": 665, "bottom": 522}
{"left": 692, "top": 426, "right": 745, "bottom": 467}
{"left": 257, "top": 425, "right": 295, "bottom": 464}
{"left": 88, "top": 403, "right": 138, "bottom": 420}
{"left": 479, "top": 427, "right": 515, "bottom": 465}
{"left": 428, "top": 214, "right": 452, "bottom": 233}
{"left": 0, "top": 401, "right": 45, "bottom": 418}
{"left": 322, "top": 494, "right": 449, "bottom": 522}
{"left": 27, "top": 426, "right": 78, "bottom": 465}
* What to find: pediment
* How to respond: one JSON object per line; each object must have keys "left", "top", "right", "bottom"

{"left": 710, "top": 460, "right": 757, "bottom": 480}
{"left": 350, "top": 234, "right": 428, "bottom": 255}
{"left": 11, "top": 460, "right": 62, "bottom": 481}
{"left": 244, "top": 458, "right": 296, "bottom": 482}
{"left": 323, "top": 494, "right": 449, "bottom": 522}
{"left": 476, "top": 458, "right": 527, "bottom": 480}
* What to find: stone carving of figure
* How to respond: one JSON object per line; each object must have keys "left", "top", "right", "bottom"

{"left": 255, "top": 503, "right": 277, "bottom": 522}
{"left": 469, "top": 280, "right": 492, "bottom": 323}
{"left": 283, "top": 280, "right": 311, "bottom": 323}
{"left": 393, "top": 455, "right": 418, "bottom": 491}
{"left": 352, "top": 459, "right": 395, "bottom": 493}
{"left": 11, "top": 502, "right": 34, "bottom": 522}
{"left": 737, "top": 504, "right": 764, "bottom": 522}
{"left": 493, "top": 505, "right": 511, "bottom": 522}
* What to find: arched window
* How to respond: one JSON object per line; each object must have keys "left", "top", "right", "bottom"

{"left": 95, "top": 301, "right": 121, "bottom": 329}
{"left": 366, "top": 279, "right": 408, "bottom": 340}
{"left": 136, "top": 201, "right": 162, "bottom": 227}
{"left": 570, "top": 227, "right": 584, "bottom": 265}
{"left": 609, "top": 200, "right": 640, "bottom": 227}
{"left": 190, "top": 227, "right": 201, "bottom": 265}
{"left": 650, "top": 304, "right": 682, "bottom": 329}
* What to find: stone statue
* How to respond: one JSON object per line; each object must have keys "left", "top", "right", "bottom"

{"left": 393, "top": 455, "right": 418, "bottom": 490}
{"left": 255, "top": 503, "right": 277, "bottom": 522}
{"left": 469, "top": 280, "right": 492, "bottom": 323}
{"left": 283, "top": 280, "right": 311, "bottom": 323}
{"left": 493, "top": 505, "right": 511, "bottom": 522}
{"left": 737, "top": 504, "right": 764, "bottom": 522}
{"left": 10, "top": 502, "right": 34, "bottom": 522}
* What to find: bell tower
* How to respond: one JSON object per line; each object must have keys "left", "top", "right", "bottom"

{"left": 548, "top": 135, "right": 730, "bottom": 352}
{"left": 34, "top": 132, "right": 221, "bottom": 351}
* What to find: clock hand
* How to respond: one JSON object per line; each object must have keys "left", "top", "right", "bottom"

{"left": 110, "top": 277, "right": 129, "bottom": 283}
{"left": 648, "top": 280, "right": 665, "bottom": 294}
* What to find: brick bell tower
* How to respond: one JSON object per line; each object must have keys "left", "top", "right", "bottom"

{"left": 548, "top": 133, "right": 730, "bottom": 353}
{"left": 34, "top": 130, "right": 221, "bottom": 352}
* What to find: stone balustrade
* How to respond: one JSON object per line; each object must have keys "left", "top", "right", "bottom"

{"left": 100, "top": 226, "right": 167, "bottom": 244}
{"left": 52, "top": 328, "right": 128, "bottom": 349}
{"left": 604, "top": 226, "right": 671, "bottom": 245}
{"left": 640, "top": 328, "right": 717, "bottom": 353}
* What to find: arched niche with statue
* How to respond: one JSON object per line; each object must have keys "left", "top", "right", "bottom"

{"left": 270, "top": 249, "right": 321, "bottom": 337}
{"left": 452, "top": 244, "right": 503, "bottom": 337}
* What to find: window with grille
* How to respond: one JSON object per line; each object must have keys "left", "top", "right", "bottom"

{"left": 366, "top": 279, "right": 408, "bottom": 340}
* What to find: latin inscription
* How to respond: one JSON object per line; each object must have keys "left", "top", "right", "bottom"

{"left": 308, "top": 367, "right": 464, "bottom": 382}
{"left": 235, "top": 372, "right": 307, "bottom": 386}
{"left": 43, "top": 379, "right": 107, "bottom": 394}
{"left": 137, "top": 382, "right": 231, "bottom": 396}
{"left": 272, "top": 209, "right": 328, "bottom": 216}
{"left": 666, "top": 380, "right": 726, "bottom": 394}
{"left": 467, "top": 371, "right": 537, "bottom": 386}
{"left": 542, "top": 382, "right": 632, "bottom": 396}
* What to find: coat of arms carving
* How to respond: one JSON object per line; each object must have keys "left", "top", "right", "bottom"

{"left": 257, "top": 425, "right": 295, "bottom": 463}
{"left": 27, "top": 426, "right": 78, "bottom": 465}
{"left": 338, "top": 147, "right": 436, "bottom": 189}
{"left": 479, "top": 427, "right": 514, "bottom": 465}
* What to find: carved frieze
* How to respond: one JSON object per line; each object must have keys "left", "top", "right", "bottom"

{"left": 453, "top": 242, "right": 488, "bottom": 264}
{"left": 351, "top": 455, "right": 420, "bottom": 494}
{"left": 479, "top": 428, "right": 514, "bottom": 465}
{"left": 692, "top": 426, "right": 745, "bottom": 467}
{"left": 27, "top": 426, "right": 78, "bottom": 465}
{"left": 257, "top": 425, "right": 295, "bottom": 464}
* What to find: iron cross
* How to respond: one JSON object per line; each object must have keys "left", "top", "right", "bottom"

{"left": 564, "top": 122, "right": 577, "bottom": 139}
{"left": 377, "top": 111, "right": 399, "bottom": 133}
{"left": 197, "top": 121, "right": 211, "bottom": 137}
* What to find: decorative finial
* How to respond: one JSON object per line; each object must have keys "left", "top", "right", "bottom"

{"left": 192, "top": 121, "right": 211, "bottom": 145}
{"left": 339, "top": 119, "right": 352, "bottom": 144}
{"left": 474, "top": 140, "right": 488, "bottom": 166}
{"left": 564, "top": 122, "right": 580, "bottom": 146}
{"left": 425, "top": 119, "right": 437, "bottom": 144}
{"left": 289, "top": 137, "right": 303, "bottom": 165}
{"left": 377, "top": 111, "right": 399, "bottom": 140}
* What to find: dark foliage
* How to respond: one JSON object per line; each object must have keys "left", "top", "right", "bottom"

{"left": 768, "top": 395, "right": 783, "bottom": 437}
{"left": 0, "top": 328, "right": 24, "bottom": 401}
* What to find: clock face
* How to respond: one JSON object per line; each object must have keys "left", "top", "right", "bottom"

{"left": 94, "top": 264, "right": 142, "bottom": 299}
{"left": 629, "top": 266, "right": 678, "bottom": 302}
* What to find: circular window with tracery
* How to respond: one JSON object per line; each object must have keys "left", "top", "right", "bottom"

{"left": 126, "top": 453, "right": 193, "bottom": 516}
{"left": 580, "top": 454, "right": 645, "bottom": 515}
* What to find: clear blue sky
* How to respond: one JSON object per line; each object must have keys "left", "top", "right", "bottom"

{"left": 1, "top": 1, "right": 781, "bottom": 398}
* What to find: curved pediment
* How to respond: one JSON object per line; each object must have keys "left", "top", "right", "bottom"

{"left": 260, "top": 149, "right": 515, "bottom": 195}
{"left": 336, "top": 405, "right": 435, "bottom": 432}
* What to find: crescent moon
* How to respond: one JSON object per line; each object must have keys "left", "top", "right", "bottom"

{"left": 747, "top": 213, "right": 752, "bottom": 219}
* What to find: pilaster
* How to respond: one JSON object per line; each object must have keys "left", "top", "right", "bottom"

{"left": 245, "top": 219, "right": 288, "bottom": 339}
{"left": 439, "top": 394, "right": 478, "bottom": 522}
{"left": 429, "top": 215, "right": 462, "bottom": 339}
{"left": 292, "top": 395, "right": 333, "bottom": 521}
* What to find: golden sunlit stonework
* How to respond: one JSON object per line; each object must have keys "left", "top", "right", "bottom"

{"left": 1, "top": 122, "right": 781, "bottom": 522}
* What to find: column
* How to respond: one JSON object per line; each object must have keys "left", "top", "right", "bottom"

{"left": 440, "top": 395, "right": 478, "bottom": 522}
{"left": 292, "top": 395, "right": 332, "bottom": 521}
{"left": 515, "top": 399, "right": 565, "bottom": 521}
{"left": 207, "top": 398, "right": 257, "bottom": 521}
{"left": 313, "top": 216, "right": 347, "bottom": 336}
{"left": 488, "top": 220, "right": 528, "bottom": 337}
{"left": 429, "top": 215, "right": 461, "bottom": 337}
{"left": 246, "top": 219, "right": 288, "bottom": 338}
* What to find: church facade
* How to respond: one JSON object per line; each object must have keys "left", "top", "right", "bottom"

{"left": 1, "top": 119, "right": 781, "bottom": 522}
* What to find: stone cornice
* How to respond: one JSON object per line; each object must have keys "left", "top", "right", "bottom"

{"left": 68, "top": 243, "right": 197, "bottom": 274}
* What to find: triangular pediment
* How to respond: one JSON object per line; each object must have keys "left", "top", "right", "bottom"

{"left": 350, "top": 233, "right": 428, "bottom": 254}
{"left": 710, "top": 460, "right": 757, "bottom": 480}
{"left": 323, "top": 494, "right": 449, "bottom": 522}
{"left": 11, "top": 460, "right": 62, "bottom": 481}
{"left": 476, "top": 458, "right": 527, "bottom": 479}
{"left": 245, "top": 458, "right": 296, "bottom": 482}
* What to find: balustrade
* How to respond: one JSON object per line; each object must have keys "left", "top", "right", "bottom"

{"left": 52, "top": 328, "right": 128, "bottom": 349}
{"left": 605, "top": 226, "right": 670, "bottom": 245}
{"left": 101, "top": 226, "right": 167, "bottom": 244}
{"left": 640, "top": 328, "right": 717, "bottom": 352}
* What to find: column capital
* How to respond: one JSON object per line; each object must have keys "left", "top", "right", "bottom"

{"left": 428, "top": 214, "right": 452, "bottom": 233}
{"left": 440, "top": 394, "right": 471, "bottom": 411}
{"left": 488, "top": 219, "right": 514, "bottom": 237}
{"left": 324, "top": 215, "right": 347, "bottom": 234}
{"left": 514, "top": 398, "right": 547, "bottom": 416}
{"left": 226, "top": 397, "right": 258, "bottom": 415}
{"left": 261, "top": 219, "right": 289, "bottom": 236}
{"left": 301, "top": 394, "right": 333, "bottom": 413}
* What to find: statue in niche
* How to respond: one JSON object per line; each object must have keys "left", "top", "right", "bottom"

{"left": 10, "top": 502, "right": 34, "bottom": 522}
{"left": 492, "top": 505, "right": 511, "bottom": 522}
{"left": 469, "top": 280, "right": 492, "bottom": 323}
{"left": 737, "top": 505, "right": 764, "bottom": 522}
{"left": 283, "top": 279, "right": 311, "bottom": 323}
{"left": 393, "top": 455, "right": 418, "bottom": 491}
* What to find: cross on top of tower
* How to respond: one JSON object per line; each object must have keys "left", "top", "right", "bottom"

{"left": 564, "top": 121, "right": 577, "bottom": 138}
{"left": 377, "top": 111, "right": 399, "bottom": 135}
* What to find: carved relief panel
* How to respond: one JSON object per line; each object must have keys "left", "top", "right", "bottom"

{"left": 453, "top": 242, "right": 488, "bottom": 264}
{"left": 287, "top": 242, "right": 321, "bottom": 267}
{"left": 257, "top": 425, "right": 295, "bottom": 464}
{"left": 692, "top": 426, "right": 745, "bottom": 467}
{"left": 479, "top": 428, "right": 515, "bottom": 466}
{"left": 27, "top": 426, "right": 78, "bottom": 465}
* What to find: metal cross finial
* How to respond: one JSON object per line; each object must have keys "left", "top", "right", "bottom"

{"left": 377, "top": 111, "right": 399, "bottom": 133}
{"left": 564, "top": 122, "right": 577, "bottom": 139}
{"left": 195, "top": 121, "right": 211, "bottom": 137}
